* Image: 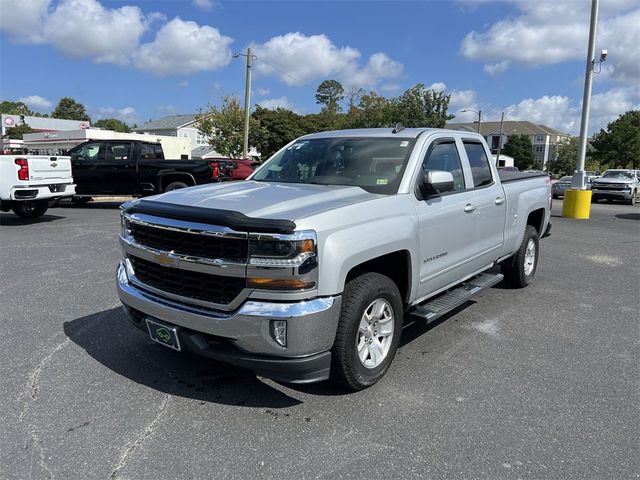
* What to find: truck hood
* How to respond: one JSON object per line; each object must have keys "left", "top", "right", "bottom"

{"left": 593, "top": 178, "right": 633, "bottom": 185}
{"left": 144, "top": 180, "right": 380, "bottom": 221}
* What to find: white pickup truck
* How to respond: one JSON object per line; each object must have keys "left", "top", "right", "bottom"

{"left": 116, "top": 128, "right": 552, "bottom": 390}
{"left": 0, "top": 155, "right": 75, "bottom": 218}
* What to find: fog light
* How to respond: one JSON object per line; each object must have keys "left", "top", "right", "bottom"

{"left": 271, "top": 320, "right": 287, "bottom": 347}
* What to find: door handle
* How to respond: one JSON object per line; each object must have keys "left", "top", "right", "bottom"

{"left": 464, "top": 203, "right": 477, "bottom": 213}
{"left": 495, "top": 197, "right": 505, "bottom": 205}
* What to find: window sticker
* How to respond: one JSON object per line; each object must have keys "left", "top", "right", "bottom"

{"left": 400, "top": 141, "right": 409, "bottom": 147}
{"left": 376, "top": 179, "right": 389, "bottom": 185}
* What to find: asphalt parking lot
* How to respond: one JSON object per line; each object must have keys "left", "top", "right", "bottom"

{"left": 1, "top": 199, "right": 638, "bottom": 479}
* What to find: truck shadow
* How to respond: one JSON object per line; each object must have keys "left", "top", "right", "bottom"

{"left": 615, "top": 213, "right": 640, "bottom": 221}
{"left": 0, "top": 213, "right": 65, "bottom": 225}
{"left": 63, "top": 307, "right": 303, "bottom": 408}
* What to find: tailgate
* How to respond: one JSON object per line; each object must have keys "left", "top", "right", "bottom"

{"left": 28, "top": 156, "right": 72, "bottom": 181}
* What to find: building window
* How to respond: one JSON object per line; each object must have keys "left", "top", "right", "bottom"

{"left": 196, "top": 133, "right": 207, "bottom": 145}
{"left": 535, "top": 145, "right": 544, "bottom": 153}
{"left": 182, "top": 132, "right": 189, "bottom": 138}
{"left": 534, "top": 134, "right": 545, "bottom": 143}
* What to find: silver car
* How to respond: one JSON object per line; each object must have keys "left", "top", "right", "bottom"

{"left": 552, "top": 176, "right": 573, "bottom": 198}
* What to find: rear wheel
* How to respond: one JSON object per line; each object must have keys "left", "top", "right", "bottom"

{"left": 501, "top": 225, "right": 539, "bottom": 288}
{"left": 12, "top": 200, "right": 48, "bottom": 219}
{"left": 164, "top": 181, "right": 189, "bottom": 192}
{"left": 331, "top": 272, "right": 403, "bottom": 390}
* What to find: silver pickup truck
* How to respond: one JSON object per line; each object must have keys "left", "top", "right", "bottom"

{"left": 117, "top": 128, "right": 551, "bottom": 390}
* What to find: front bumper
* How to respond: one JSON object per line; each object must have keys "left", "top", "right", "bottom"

{"left": 116, "top": 262, "right": 342, "bottom": 383}
{"left": 10, "top": 183, "right": 76, "bottom": 201}
{"left": 591, "top": 188, "right": 633, "bottom": 199}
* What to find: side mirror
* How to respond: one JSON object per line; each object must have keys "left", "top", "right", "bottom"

{"left": 419, "top": 170, "right": 455, "bottom": 198}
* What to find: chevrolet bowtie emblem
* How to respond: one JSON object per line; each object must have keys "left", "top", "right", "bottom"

{"left": 156, "top": 252, "right": 175, "bottom": 266}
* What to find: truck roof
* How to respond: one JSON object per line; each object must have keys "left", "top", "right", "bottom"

{"left": 301, "top": 128, "right": 483, "bottom": 140}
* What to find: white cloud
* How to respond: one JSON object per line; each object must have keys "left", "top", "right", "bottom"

{"left": 256, "top": 88, "right": 271, "bottom": 96}
{"left": 96, "top": 106, "right": 138, "bottom": 124}
{"left": 483, "top": 60, "right": 510, "bottom": 76}
{"left": 0, "top": 0, "right": 50, "bottom": 43}
{"left": 460, "top": 1, "right": 640, "bottom": 85}
{"left": 133, "top": 18, "right": 233, "bottom": 75}
{"left": 427, "top": 82, "right": 447, "bottom": 92}
{"left": 250, "top": 32, "right": 402, "bottom": 88}
{"left": 178, "top": 80, "right": 189, "bottom": 88}
{"left": 380, "top": 83, "right": 402, "bottom": 93}
{"left": 18, "top": 95, "right": 53, "bottom": 111}
{"left": 256, "top": 97, "right": 296, "bottom": 111}
{"left": 193, "top": 0, "right": 214, "bottom": 10}
{"left": 43, "top": 0, "right": 147, "bottom": 65}
{"left": 158, "top": 105, "right": 179, "bottom": 114}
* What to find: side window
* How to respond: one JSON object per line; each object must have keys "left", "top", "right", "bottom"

{"left": 71, "top": 142, "right": 103, "bottom": 161}
{"left": 105, "top": 142, "right": 132, "bottom": 161}
{"left": 422, "top": 140, "right": 465, "bottom": 193}
{"left": 463, "top": 141, "right": 493, "bottom": 188}
{"left": 140, "top": 143, "right": 164, "bottom": 159}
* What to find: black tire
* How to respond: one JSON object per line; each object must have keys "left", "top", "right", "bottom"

{"left": 501, "top": 225, "right": 539, "bottom": 288}
{"left": 164, "top": 181, "right": 189, "bottom": 192}
{"left": 71, "top": 196, "right": 92, "bottom": 206}
{"left": 591, "top": 195, "right": 599, "bottom": 203}
{"left": 628, "top": 193, "right": 636, "bottom": 205}
{"left": 331, "top": 272, "right": 403, "bottom": 391}
{"left": 12, "top": 200, "right": 48, "bottom": 219}
{"left": 552, "top": 194, "right": 558, "bottom": 199}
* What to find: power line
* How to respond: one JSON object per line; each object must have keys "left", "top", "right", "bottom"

{"left": 254, "top": 57, "right": 313, "bottom": 90}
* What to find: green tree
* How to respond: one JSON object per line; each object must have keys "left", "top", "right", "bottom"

{"left": 315, "top": 79, "right": 344, "bottom": 114}
{"left": 197, "top": 96, "right": 260, "bottom": 158}
{"left": 591, "top": 110, "right": 640, "bottom": 169}
{"left": 0, "top": 101, "right": 34, "bottom": 116}
{"left": 94, "top": 118, "right": 130, "bottom": 132}
{"left": 502, "top": 134, "right": 536, "bottom": 170}
{"left": 52, "top": 97, "right": 91, "bottom": 121}
{"left": 550, "top": 136, "right": 579, "bottom": 174}
{"left": 393, "top": 84, "right": 454, "bottom": 128}
{"left": 346, "top": 91, "right": 395, "bottom": 128}
{"left": 251, "top": 106, "right": 309, "bottom": 158}
{"left": 2, "top": 123, "right": 34, "bottom": 139}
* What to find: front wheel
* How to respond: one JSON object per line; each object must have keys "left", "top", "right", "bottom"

{"left": 164, "top": 181, "right": 189, "bottom": 192}
{"left": 628, "top": 193, "right": 636, "bottom": 205}
{"left": 12, "top": 200, "right": 48, "bottom": 219}
{"left": 331, "top": 272, "right": 403, "bottom": 390}
{"left": 501, "top": 225, "right": 539, "bottom": 288}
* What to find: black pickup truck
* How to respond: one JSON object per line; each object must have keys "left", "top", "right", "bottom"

{"left": 68, "top": 140, "right": 216, "bottom": 202}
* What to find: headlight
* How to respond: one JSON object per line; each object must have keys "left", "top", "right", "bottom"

{"left": 121, "top": 213, "right": 132, "bottom": 238}
{"left": 248, "top": 231, "right": 316, "bottom": 267}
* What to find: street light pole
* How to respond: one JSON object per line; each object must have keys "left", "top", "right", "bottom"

{"left": 242, "top": 47, "right": 253, "bottom": 159}
{"left": 476, "top": 109, "right": 482, "bottom": 134}
{"left": 495, "top": 111, "right": 505, "bottom": 166}
{"left": 572, "top": 0, "right": 599, "bottom": 190}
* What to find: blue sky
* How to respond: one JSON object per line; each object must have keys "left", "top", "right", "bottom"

{"left": 1, "top": 0, "right": 638, "bottom": 134}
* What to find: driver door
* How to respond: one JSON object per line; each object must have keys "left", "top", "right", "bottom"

{"left": 414, "top": 136, "right": 482, "bottom": 298}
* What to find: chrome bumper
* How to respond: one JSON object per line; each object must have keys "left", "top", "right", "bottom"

{"left": 116, "top": 261, "right": 342, "bottom": 358}
{"left": 592, "top": 188, "right": 633, "bottom": 198}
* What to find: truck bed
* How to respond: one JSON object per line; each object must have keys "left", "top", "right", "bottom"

{"left": 498, "top": 171, "right": 548, "bottom": 183}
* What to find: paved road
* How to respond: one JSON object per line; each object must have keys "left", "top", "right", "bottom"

{"left": 1, "top": 200, "right": 638, "bottom": 479}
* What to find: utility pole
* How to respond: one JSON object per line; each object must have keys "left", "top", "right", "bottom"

{"left": 572, "top": 0, "right": 599, "bottom": 190}
{"left": 476, "top": 110, "right": 482, "bottom": 134}
{"left": 242, "top": 47, "right": 253, "bottom": 159}
{"left": 495, "top": 111, "right": 505, "bottom": 166}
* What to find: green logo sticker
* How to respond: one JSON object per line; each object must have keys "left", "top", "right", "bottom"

{"left": 156, "top": 328, "right": 171, "bottom": 343}
{"left": 376, "top": 179, "right": 388, "bottom": 185}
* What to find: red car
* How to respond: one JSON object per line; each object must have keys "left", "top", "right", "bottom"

{"left": 209, "top": 158, "right": 259, "bottom": 181}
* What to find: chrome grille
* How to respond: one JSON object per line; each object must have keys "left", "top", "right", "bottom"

{"left": 130, "top": 222, "right": 248, "bottom": 261}
{"left": 129, "top": 256, "right": 245, "bottom": 305}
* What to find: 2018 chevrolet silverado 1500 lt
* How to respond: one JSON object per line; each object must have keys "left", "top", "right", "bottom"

{"left": 591, "top": 169, "right": 639, "bottom": 205}
{"left": 67, "top": 139, "right": 217, "bottom": 204}
{"left": 116, "top": 128, "right": 552, "bottom": 390}
{"left": 0, "top": 155, "right": 75, "bottom": 218}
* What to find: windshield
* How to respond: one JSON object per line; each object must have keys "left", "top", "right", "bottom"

{"left": 251, "top": 137, "right": 416, "bottom": 194}
{"left": 601, "top": 171, "right": 633, "bottom": 179}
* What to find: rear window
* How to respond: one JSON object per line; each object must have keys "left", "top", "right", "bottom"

{"left": 463, "top": 142, "right": 493, "bottom": 188}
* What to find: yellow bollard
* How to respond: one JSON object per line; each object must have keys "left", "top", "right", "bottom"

{"left": 562, "top": 189, "right": 592, "bottom": 219}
